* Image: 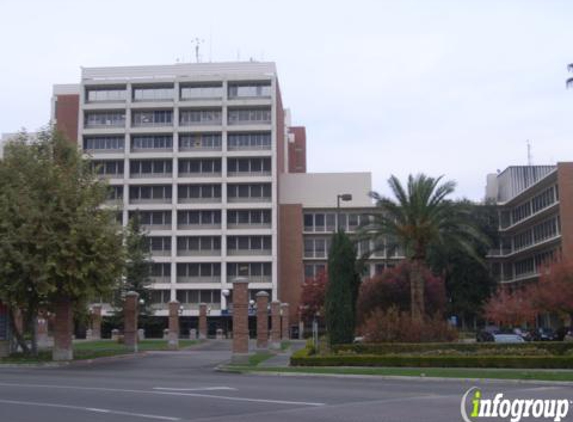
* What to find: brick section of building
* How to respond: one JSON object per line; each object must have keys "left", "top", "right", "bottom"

{"left": 53, "top": 298, "right": 73, "bottom": 361}
{"left": 256, "top": 291, "right": 270, "bottom": 349}
{"left": 54, "top": 94, "right": 79, "bottom": 142}
{"left": 232, "top": 278, "right": 249, "bottom": 355}
{"left": 558, "top": 163, "right": 573, "bottom": 261}
{"left": 288, "top": 126, "right": 307, "bottom": 173}
{"left": 124, "top": 291, "right": 139, "bottom": 351}
{"left": 278, "top": 204, "right": 304, "bottom": 325}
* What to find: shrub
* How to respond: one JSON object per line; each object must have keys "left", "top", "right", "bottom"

{"left": 360, "top": 306, "right": 457, "bottom": 343}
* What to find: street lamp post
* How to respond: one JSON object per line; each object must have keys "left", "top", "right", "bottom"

{"left": 336, "top": 193, "right": 352, "bottom": 232}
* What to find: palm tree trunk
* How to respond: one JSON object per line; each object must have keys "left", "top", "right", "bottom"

{"left": 410, "top": 260, "right": 425, "bottom": 321}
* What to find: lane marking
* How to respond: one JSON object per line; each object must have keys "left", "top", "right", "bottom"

{"left": 0, "top": 398, "right": 180, "bottom": 421}
{"left": 0, "top": 381, "right": 325, "bottom": 407}
{"left": 153, "top": 387, "right": 236, "bottom": 392}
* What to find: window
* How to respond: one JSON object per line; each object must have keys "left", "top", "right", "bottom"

{"left": 178, "top": 210, "right": 221, "bottom": 227}
{"left": 90, "top": 160, "right": 124, "bottom": 176}
{"left": 227, "top": 262, "right": 272, "bottom": 279}
{"left": 228, "top": 236, "right": 272, "bottom": 253}
{"left": 304, "top": 263, "right": 326, "bottom": 280}
{"left": 132, "top": 110, "right": 172, "bottom": 127}
{"left": 180, "top": 109, "right": 222, "bottom": 125}
{"left": 83, "top": 136, "right": 124, "bottom": 152}
{"left": 178, "top": 184, "right": 221, "bottom": 203}
{"left": 304, "top": 238, "right": 331, "bottom": 258}
{"left": 144, "top": 237, "right": 171, "bottom": 255}
{"left": 131, "top": 135, "right": 173, "bottom": 151}
{"left": 176, "top": 263, "right": 221, "bottom": 282}
{"left": 107, "top": 186, "right": 123, "bottom": 201}
{"left": 227, "top": 184, "right": 271, "bottom": 202}
{"left": 86, "top": 88, "right": 126, "bottom": 102}
{"left": 180, "top": 84, "right": 223, "bottom": 100}
{"left": 179, "top": 159, "right": 221, "bottom": 175}
{"left": 228, "top": 83, "right": 271, "bottom": 98}
{"left": 133, "top": 86, "right": 174, "bottom": 101}
{"left": 129, "top": 211, "right": 171, "bottom": 227}
{"left": 130, "top": 160, "right": 173, "bottom": 177}
{"left": 150, "top": 290, "right": 170, "bottom": 305}
{"left": 227, "top": 210, "right": 271, "bottom": 226}
{"left": 129, "top": 185, "right": 172, "bottom": 203}
{"left": 85, "top": 112, "right": 125, "bottom": 128}
{"left": 179, "top": 134, "right": 221, "bottom": 151}
{"left": 228, "top": 133, "right": 271, "bottom": 150}
{"left": 227, "top": 158, "right": 271, "bottom": 175}
{"left": 151, "top": 263, "right": 171, "bottom": 278}
{"left": 177, "top": 236, "right": 221, "bottom": 255}
{"left": 228, "top": 108, "right": 271, "bottom": 125}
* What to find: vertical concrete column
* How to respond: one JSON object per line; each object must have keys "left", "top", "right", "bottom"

{"left": 198, "top": 303, "right": 207, "bottom": 340}
{"left": 281, "top": 303, "right": 290, "bottom": 340}
{"left": 256, "top": 291, "right": 270, "bottom": 350}
{"left": 168, "top": 300, "right": 180, "bottom": 350}
{"left": 270, "top": 300, "right": 281, "bottom": 350}
{"left": 232, "top": 277, "right": 249, "bottom": 363}
{"left": 124, "top": 291, "right": 139, "bottom": 351}
{"left": 91, "top": 305, "right": 102, "bottom": 340}
{"left": 53, "top": 298, "right": 73, "bottom": 361}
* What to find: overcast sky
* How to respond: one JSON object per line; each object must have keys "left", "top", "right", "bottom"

{"left": 1, "top": 0, "right": 572, "bottom": 200}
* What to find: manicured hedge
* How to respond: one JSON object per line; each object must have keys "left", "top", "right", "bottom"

{"left": 333, "top": 342, "right": 573, "bottom": 356}
{"left": 291, "top": 354, "right": 573, "bottom": 369}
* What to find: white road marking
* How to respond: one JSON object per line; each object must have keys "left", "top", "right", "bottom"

{"left": 0, "top": 398, "right": 180, "bottom": 421}
{"left": 0, "top": 381, "right": 325, "bottom": 407}
{"left": 153, "top": 386, "right": 236, "bottom": 392}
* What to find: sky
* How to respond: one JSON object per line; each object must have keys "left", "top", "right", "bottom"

{"left": 1, "top": 0, "right": 572, "bottom": 200}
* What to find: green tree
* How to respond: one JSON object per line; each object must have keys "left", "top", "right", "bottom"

{"left": 363, "top": 174, "right": 487, "bottom": 320}
{"left": 0, "top": 129, "right": 125, "bottom": 358}
{"left": 325, "top": 230, "right": 360, "bottom": 345}
{"left": 112, "top": 212, "right": 153, "bottom": 324}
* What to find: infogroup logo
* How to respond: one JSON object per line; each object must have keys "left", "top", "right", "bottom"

{"left": 461, "top": 387, "right": 569, "bottom": 422}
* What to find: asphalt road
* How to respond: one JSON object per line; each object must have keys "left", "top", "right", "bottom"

{"left": 0, "top": 341, "right": 571, "bottom": 422}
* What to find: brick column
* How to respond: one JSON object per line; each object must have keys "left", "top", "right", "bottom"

{"left": 270, "top": 300, "right": 281, "bottom": 350}
{"left": 256, "top": 291, "right": 269, "bottom": 350}
{"left": 281, "top": 303, "right": 290, "bottom": 340}
{"left": 91, "top": 305, "right": 102, "bottom": 340}
{"left": 168, "top": 300, "right": 180, "bottom": 350}
{"left": 232, "top": 277, "right": 249, "bottom": 363}
{"left": 198, "top": 303, "right": 207, "bottom": 340}
{"left": 124, "top": 291, "right": 139, "bottom": 351}
{"left": 53, "top": 298, "right": 73, "bottom": 361}
{"left": 37, "top": 315, "right": 49, "bottom": 347}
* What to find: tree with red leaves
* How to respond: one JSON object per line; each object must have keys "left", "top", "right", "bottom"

{"left": 299, "top": 270, "right": 328, "bottom": 324}
{"left": 483, "top": 287, "right": 537, "bottom": 326}
{"left": 536, "top": 260, "right": 573, "bottom": 320}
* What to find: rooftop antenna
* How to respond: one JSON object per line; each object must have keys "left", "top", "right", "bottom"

{"left": 191, "top": 38, "right": 204, "bottom": 63}
{"left": 527, "top": 140, "right": 533, "bottom": 166}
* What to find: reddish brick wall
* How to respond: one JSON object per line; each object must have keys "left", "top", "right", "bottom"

{"left": 54, "top": 94, "right": 79, "bottom": 143}
{"left": 288, "top": 126, "right": 307, "bottom": 173}
{"left": 558, "top": 162, "right": 573, "bottom": 262}
{"left": 278, "top": 204, "right": 304, "bottom": 324}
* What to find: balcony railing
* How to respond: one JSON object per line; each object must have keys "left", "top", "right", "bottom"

{"left": 176, "top": 276, "right": 221, "bottom": 284}
{"left": 227, "top": 249, "right": 272, "bottom": 256}
{"left": 177, "top": 250, "right": 221, "bottom": 257}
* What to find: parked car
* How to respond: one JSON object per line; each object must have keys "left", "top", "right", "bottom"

{"left": 531, "top": 327, "right": 558, "bottom": 341}
{"left": 493, "top": 334, "right": 526, "bottom": 343}
{"left": 476, "top": 325, "right": 499, "bottom": 342}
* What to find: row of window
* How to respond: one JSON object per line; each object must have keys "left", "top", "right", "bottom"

{"left": 84, "top": 108, "right": 272, "bottom": 128}
{"left": 115, "top": 209, "right": 273, "bottom": 228}
{"left": 511, "top": 216, "right": 560, "bottom": 252}
{"left": 86, "top": 83, "right": 271, "bottom": 103}
{"left": 83, "top": 132, "right": 272, "bottom": 152}
{"left": 500, "top": 185, "right": 558, "bottom": 228}
{"left": 143, "top": 236, "right": 272, "bottom": 254}
{"left": 92, "top": 158, "right": 272, "bottom": 177}
{"left": 173, "top": 262, "right": 272, "bottom": 278}
{"left": 303, "top": 212, "right": 369, "bottom": 232}
{"left": 303, "top": 237, "right": 402, "bottom": 259}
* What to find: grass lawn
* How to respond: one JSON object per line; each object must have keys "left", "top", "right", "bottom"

{"left": 224, "top": 365, "right": 573, "bottom": 382}
{"left": 0, "top": 339, "right": 201, "bottom": 363}
{"left": 246, "top": 351, "right": 275, "bottom": 367}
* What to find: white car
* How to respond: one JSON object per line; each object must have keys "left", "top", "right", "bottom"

{"left": 493, "top": 334, "right": 525, "bottom": 343}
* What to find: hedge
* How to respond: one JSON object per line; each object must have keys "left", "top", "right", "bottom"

{"left": 333, "top": 342, "right": 573, "bottom": 356}
{"left": 290, "top": 354, "right": 573, "bottom": 369}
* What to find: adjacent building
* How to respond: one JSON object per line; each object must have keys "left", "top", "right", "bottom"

{"left": 486, "top": 163, "right": 573, "bottom": 286}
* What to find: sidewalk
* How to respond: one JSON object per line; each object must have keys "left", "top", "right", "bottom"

{"left": 259, "top": 340, "right": 306, "bottom": 368}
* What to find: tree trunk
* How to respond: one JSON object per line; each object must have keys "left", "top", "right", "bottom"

{"left": 410, "top": 260, "right": 425, "bottom": 321}
{"left": 8, "top": 307, "right": 29, "bottom": 354}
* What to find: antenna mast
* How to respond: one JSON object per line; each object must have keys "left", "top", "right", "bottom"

{"left": 527, "top": 140, "right": 532, "bottom": 166}
{"left": 191, "top": 38, "right": 204, "bottom": 63}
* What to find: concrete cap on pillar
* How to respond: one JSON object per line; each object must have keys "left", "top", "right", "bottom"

{"left": 169, "top": 300, "right": 180, "bottom": 305}
{"left": 126, "top": 291, "right": 139, "bottom": 297}
{"left": 233, "top": 277, "right": 249, "bottom": 284}
{"left": 256, "top": 291, "right": 270, "bottom": 298}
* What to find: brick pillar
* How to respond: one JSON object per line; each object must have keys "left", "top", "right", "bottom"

{"left": 168, "top": 300, "right": 180, "bottom": 350}
{"left": 281, "top": 303, "right": 290, "bottom": 340}
{"left": 91, "top": 305, "right": 102, "bottom": 340}
{"left": 232, "top": 277, "right": 249, "bottom": 363}
{"left": 198, "top": 303, "right": 207, "bottom": 340}
{"left": 124, "top": 291, "right": 139, "bottom": 351}
{"left": 37, "top": 315, "right": 49, "bottom": 347}
{"left": 270, "top": 300, "right": 281, "bottom": 350}
{"left": 256, "top": 291, "right": 270, "bottom": 349}
{"left": 53, "top": 298, "right": 73, "bottom": 361}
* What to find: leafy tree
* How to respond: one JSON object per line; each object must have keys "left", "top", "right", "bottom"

{"left": 534, "top": 260, "right": 573, "bottom": 321}
{"left": 325, "top": 230, "right": 360, "bottom": 345}
{"left": 483, "top": 287, "right": 537, "bottom": 326}
{"left": 362, "top": 174, "right": 487, "bottom": 320}
{"left": 0, "top": 129, "right": 125, "bottom": 357}
{"left": 299, "top": 270, "right": 327, "bottom": 324}
{"left": 112, "top": 211, "right": 153, "bottom": 325}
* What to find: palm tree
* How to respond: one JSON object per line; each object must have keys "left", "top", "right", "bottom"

{"left": 361, "top": 174, "right": 487, "bottom": 320}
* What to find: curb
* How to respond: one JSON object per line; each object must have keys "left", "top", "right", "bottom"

{"left": 0, "top": 351, "right": 148, "bottom": 369}
{"left": 216, "top": 366, "right": 573, "bottom": 386}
